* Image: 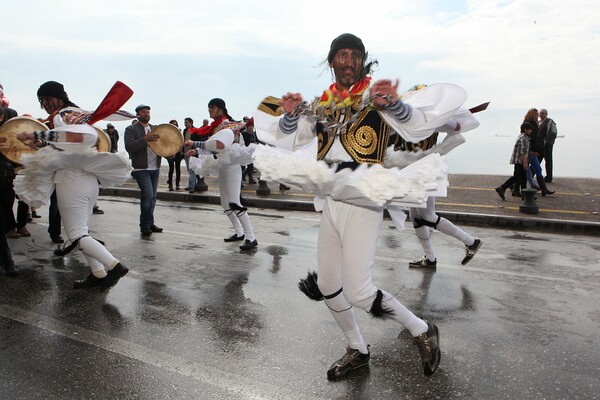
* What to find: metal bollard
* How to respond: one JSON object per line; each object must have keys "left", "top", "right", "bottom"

{"left": 519, "top": 188, "right": 539, "bottom": 214}
{"left": 256, "top": 179, "right": 271, "bottom": 196}
{"left": 195, "top": 177, "right": 208, "bottom": 192}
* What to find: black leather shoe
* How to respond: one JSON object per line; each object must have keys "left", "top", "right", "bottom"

{"left": 495, "top": 186, "right": 506, "bottom": 200}
{"left": 73, "top": 273, "right": 104, "bottom": 289}
{"left": 92, "top": 207, "right": 104, "bottom": 215}
{"left": 100, "top": 263, "right": 129, "bottom": 292}
{"left": 51, "top": 235, "right": 64, "bottom": 244}
{"left": 224, "top": 233, "right": 245, "bottom": 242}
{"left": 239, "top": 239, "right": 258, "bottom": 251}
{"left": 150, "top": 225, "right": 163, "bottom": 233}
{"left": 140, "top": 227, "right": 153, "bottom": 236}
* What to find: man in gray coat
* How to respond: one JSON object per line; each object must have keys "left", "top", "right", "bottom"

{"left": 538, "top": 108, "right": 558, "bottom": 182}
{"left": 124, "top": 105, "right": 163, "bottom": 236}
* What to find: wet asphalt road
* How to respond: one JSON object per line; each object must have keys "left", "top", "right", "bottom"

{"left": 1, "top": 196, "right": 599, "bottom": 399}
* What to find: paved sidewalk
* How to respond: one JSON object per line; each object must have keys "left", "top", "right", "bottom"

{"left": 101, "top": 167, "right": 600, "bottom": 236}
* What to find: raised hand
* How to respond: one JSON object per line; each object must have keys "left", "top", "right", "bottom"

{"left": 370, "top": 79, "right": 399, "bottom": 108}
{"left": 280, "top": 92, "right": 304, "bottom": 115}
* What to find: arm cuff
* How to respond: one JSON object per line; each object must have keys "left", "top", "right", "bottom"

{"left": 278, "top": 114, "right": 300, "bottom": 135}
{"left": 385, "top": 101, "right": 413, "bottom": 123}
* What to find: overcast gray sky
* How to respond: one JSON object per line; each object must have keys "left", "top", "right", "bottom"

{"left": 2, "top": 0, "right": 599, "bottom": 175}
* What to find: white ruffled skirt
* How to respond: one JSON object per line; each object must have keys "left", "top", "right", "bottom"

{"left": 252, "top": 144, "right": 448, "bottom": 210}
{"left": 189, "top": 143, "right": 255, "bottom": 177}
{"left": 15, "top": 146, "right": 132, "bottom": 208}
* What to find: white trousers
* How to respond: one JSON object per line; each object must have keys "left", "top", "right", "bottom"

{"left": 55, "top": 174, "right": 118, "bottom": 273}
{"left": 317, "top": 197, "right": 427, "bottom": 353}
{"left": 410, "top": 197, "right": 475, "bottom": 261}
{"left": 219, "top": 164, "right": 255, "bottom": 241}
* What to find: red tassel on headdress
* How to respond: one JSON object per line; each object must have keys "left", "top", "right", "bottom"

{"left": 88, "top": 81, "right": 134, "bottom": 124}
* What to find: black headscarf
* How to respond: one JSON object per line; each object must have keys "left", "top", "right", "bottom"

{"left": 37, "top": 81, "right": 78, "bottom": 107}
{"left": 208, "top": 98, "right": 234, "bottom": 121}
{"left": 327, "top": 33, "right": 365, "bottom": 64}
{"left": 326, "top": 33, "right": 376, "bottom": 79}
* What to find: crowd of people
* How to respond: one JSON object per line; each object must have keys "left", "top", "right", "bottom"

{"left": 0, "top": 32, "right": 560, "bottom": 382}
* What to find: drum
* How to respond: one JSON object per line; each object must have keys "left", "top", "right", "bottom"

{"left": 93, "top": 126, "right": 111, "bottom": 152}
{"left": 0, "top": 116, "right": 48, "bottom": 163}
{"left": 148, "top": 123, "right": 183, "bottom": 157}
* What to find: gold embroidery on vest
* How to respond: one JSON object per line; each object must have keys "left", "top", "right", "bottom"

{"left": 341, "top": 108, "right": 390, "bottom": 164}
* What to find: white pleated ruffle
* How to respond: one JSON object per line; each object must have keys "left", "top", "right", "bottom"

{"left": 14, "top": 146, "right": 132, "bottom": 208}
{"left": 252, "top": 144, "right": 448, "bottom": 209}
{"left": 189, "top": 144, "right": 256, "bottom": 177}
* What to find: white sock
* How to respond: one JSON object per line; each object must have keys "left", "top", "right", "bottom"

{"left": 436, "top": 218, "right": 474, "bottom": 245}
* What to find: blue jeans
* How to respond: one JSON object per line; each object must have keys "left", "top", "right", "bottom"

{"left": 132, "top": 169, "right": 159, "bottom": 229}
{"left": 184, "top": 156, "right": 197, "bottom": 189}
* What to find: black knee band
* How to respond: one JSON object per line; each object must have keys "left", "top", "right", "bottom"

{"left": 323, "top": 287, "right": 343, "bottom": 300}
{"left": 370, "top": 289, "right": 392, "bottom": 319}
{"left": 414, "top": 215, "right": 441, "bottom": 229}
{"left": 229, "top": 203, "right": 248, "bottom": 216}
{"left": 54, "top": 234, "right": 89, "bottom": 256}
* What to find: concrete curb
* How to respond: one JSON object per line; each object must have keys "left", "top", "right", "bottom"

{"left": 100, "top": 187, "right": 600, "bottom": 236}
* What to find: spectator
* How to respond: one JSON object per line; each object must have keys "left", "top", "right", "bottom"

{"left": 106, "top": 123, "right": 119, "bottom": 153}
{"left": 495, "top": 122, "right": 533, "bottom": 199}
{"left": 124, "top": 104, "right": 163, "bottom": 236}
{"left": 524, "top": 108, "right": 554, "bottom": 196}
{"left": 0, "top": 107, "right": 31, "bottom": 239}
{"left": 538, "top": 108, "right": 558, "bottom": 183}
{"left": 240, "top": 116, "right": 257, "bottom": 184}
{"left": 0, "top": 136, "right": 18, "bottom": 277}
{"left": 183, "top": 117, "right": 198, "bottom": 192}
{"left": 166, "top": 119, "right": 183, "bottom": 191}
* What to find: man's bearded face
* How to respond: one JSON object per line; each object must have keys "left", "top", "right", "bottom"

{"left": 137, "top": 109, "right": 151, "bottom": 124}
{"left": 330, "top": 48, "right": 364, "bottom": 89}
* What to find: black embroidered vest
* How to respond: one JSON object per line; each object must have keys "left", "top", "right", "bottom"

{"left": 391, "top": 132, "right": 439, "bottom": 152}
{"left": 317, "top": 107, "right": 391, "bottom": 164}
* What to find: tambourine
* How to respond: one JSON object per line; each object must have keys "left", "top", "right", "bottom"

{"left": 0, "top": 116, "right": 48, "bottom": 163}
{"left": 93, "top": 126, "right": 111, "bottom": 152}
{"left": 148, "top": 123, "right": 184, "bottom": 157}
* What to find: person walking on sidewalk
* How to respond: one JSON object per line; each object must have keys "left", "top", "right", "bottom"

{"left": 538, "top": 108, "right": 558, "bottom": 183}
{"left": 124, "top": 104, "right": 164, "bottom": 236}
{"left": 495, "top": 122, "right": 533, "bottom": 199}
{"left": 524, "top": 108, "right": 554, "bottom": 196}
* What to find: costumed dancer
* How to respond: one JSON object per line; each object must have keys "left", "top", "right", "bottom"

{"left": 15, "top": 81, "right": 134, "bottom": 291}
{"left": 386, "top": 88, "right": 484, "bottom": 268}
{"left": 252, "top": 33, "right": 474, "bottom": 380}
{"left": 186, "top": 116, "right": 258, "bottom": 251}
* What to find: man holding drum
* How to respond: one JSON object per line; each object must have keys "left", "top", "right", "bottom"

{"left": 124, "top": 105, "right": 164, "bottom": 237}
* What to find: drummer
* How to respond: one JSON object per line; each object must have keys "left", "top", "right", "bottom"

{"left": 16, "top": 80, "right": 133, "bottom": 290}
{"left": 124, "top": 104, "right": 164, "bottom": 237}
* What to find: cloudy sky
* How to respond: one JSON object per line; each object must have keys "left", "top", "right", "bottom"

{"left": 2, "top": 0, "right": 599, "bottom": 175}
